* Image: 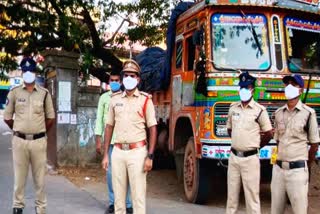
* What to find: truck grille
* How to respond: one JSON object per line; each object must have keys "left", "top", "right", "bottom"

{"left": 214, "top": 103, "right": 320, "bottom": 127}
{"left": 214, "top": 103, "right": 230, "bottom": 116}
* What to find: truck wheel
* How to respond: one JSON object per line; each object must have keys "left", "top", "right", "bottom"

{"left": 183, "top": 137, "right": 209, "bottom": 204}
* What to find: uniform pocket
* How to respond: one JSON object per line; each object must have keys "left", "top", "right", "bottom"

{"left": 242, "top": 114, "right": 259, "bottom": 131}
{"left": 33, "top": 101, "right": 44, "bottom": 114}
{"left": 15, "top": 102, "right": 26, "bottom": 114}
{"left": 290, "top": 118, "right": 305, "bottom": 135}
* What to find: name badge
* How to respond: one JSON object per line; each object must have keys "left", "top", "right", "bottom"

{"left": 115, "top": 103, "right": 123, "bottom": 107}
{"left": 232, "top": 112, "right": 240, "bottom": 121}
{"left": 17, "top": 98, "right": 26, "bottom": 103}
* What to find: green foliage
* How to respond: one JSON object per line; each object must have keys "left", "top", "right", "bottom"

{"left": 0, "top": 0, "right": 171, "bottom": 80}
{"left": 0, "top": 53, "right": 17, "bottom": 80}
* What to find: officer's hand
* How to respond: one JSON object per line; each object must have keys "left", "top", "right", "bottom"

{"left": 102, "top": 156, "right": 109, "bottom": 171}
{"left": 143, "top": 157, "right": 153, "bottom": 172}
{"left": 307, "top": 159, "right": 314, "bottom": 169}
{"left": 96, "top": 137, "right": 102, "bottom": 155}
{"left": 96, "top": 146, "right": 102, "bottom": 155}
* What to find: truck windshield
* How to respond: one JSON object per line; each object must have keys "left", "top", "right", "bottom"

{"left": 284, "top": 17, "right": 320, "bottom": 72}
{"left": 212, "top": 13, "right": 270, "bottom": 70}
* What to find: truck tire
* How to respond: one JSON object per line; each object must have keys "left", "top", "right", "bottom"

{"left": 183, "top": 137, "right": 210, "bottom": 204}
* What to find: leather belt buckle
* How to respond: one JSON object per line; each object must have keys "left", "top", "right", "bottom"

{"left": 122, "top": 144, "right": 130, "bottom": 151}
{"left": 25, "top": 134, "right": 34, "bottom": 140}
{"left": 237, "top": 151, "right": 244, "bottom": 157}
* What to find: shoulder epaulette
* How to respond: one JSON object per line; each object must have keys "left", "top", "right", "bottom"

{"left": 37, "top": 85, "right": 49, "bottom": 93}
{"left": 140, "top": 91, "right": 152, "bottom": 99}
{"left": 111, "top": 91, "right": 122, "bottom": 97}
{"left": 275, "top": 106, "right": 285, "bottom": 114}
{"left": 10, "top": 85, "right": 22, "bottom": 91}
{"left": 254, "top": 102, "right": 266, "bottom": 111}
{"left": 230, "top": 101, "right": 240, "bottom": 107}
{"left": 302, "top": 104, "right": 315, "bottom": 114}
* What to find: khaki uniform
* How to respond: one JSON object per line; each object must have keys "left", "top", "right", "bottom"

{"left": 226, "top": 99, "right": 272, "bottom": 214}
{"left": 271, "top": 100, "right": 320, "bottom": 214}
{"left": 106, "top": 89, "right": 157, "bottom": 214}
{"left": 4, "top": 84, "right": 55, "bottom": 214}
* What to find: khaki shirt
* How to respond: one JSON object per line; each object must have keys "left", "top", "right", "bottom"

{"left": 4, "top": 84, "right": 55, "bottom": 134}
{"left": 227, "top": 99, "right": 272, "bottom": 151}
{"left": 106, "top": 89, "right": 157, "bottom": 143}
{"left": 274, "top": 100, "right": 320, "bottom": 161}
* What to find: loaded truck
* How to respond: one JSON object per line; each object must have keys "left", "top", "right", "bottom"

{"left": 136, "top": 0, "right": 320, "bottom": 204}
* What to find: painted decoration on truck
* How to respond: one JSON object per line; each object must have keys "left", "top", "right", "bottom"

{"left": 210, "top": 0, "right": 319, "bottom": 6}
{"left": 203, "top": 108, "right": 211, "bottom": 130}
{"left": 202, "top": 144, "right": 320, "bottom": 160}
{"left": 296, "top": 0, "right": 319, "bottom": 6}
{"left": 213, "top": 0, "right": 275, "bottom": 5}
{"left": 284, "top": 17, "right": 320, "bottom": 33}
{"left": 212, "top": 13, "right": 266, "bottom": 25}
{"left": 202, "top": 145, "right": 274, "bottom": 159}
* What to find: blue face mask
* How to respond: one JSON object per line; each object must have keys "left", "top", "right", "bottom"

{"left": 109, "top": 81, "right": 121, "bottom": 92}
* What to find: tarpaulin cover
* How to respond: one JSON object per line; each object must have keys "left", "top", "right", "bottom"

{"left": 136, "top": 47, "right": 166, "bottom": 92}
{"left": 136, "top": 1, "right": 194, "bottom": 92}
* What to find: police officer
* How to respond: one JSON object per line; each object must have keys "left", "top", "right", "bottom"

{"left": 271, "top": 74, "right": 319, "bottom": 214}
{"left": 226, "top": 72, "right": 273, "bottom": 214}
{"left": 101, "top": 59, "right": 157, "bottom": 214}
{"left": 3, "top": 57, "right": 55, "bottom": 214}
{"left": 94, "top": 70, "right": 132, "bottom": 213}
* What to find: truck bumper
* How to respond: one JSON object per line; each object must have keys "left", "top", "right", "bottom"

{"left": 201, "top": 143, "right": 320, "bottom": 160}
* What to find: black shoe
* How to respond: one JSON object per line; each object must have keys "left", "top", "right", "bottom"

{"left": 126, "top": 207, "right": 133, "bottom": 214}
{"left": 13, "top": 208, "right": 23, "bottom": 214}
{"left": 107, "top": 205, "right": 114, "bottom": 213}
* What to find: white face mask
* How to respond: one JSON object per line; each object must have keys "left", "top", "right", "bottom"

{"left": 285, "top": 84, "right": 300, "bottom": 100}
{"left": 22, "top": 71, "right": 36, "bottom": 84}
{"left": 239, "top": 88, "right": 252, "bottom": 102}
{"left": 123, "top": 76, "right": 138, "bottom": 90}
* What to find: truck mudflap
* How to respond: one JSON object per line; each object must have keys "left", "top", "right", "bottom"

{"left": 201, "top": 140, "right": 320, "bottom": 160}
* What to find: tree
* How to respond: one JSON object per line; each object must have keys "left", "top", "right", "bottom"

{"left": 0, "top": 0, "right": 170, "bottom": 81}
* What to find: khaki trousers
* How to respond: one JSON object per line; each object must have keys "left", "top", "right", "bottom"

{"left": 12, "top": 136, "right": 47, "bottom": 214}
{"left": 111, "top": 145, "right": 147, "bottom": 214}
{"left": 271, "top": 163, "right": 308, "bottom": 214}
{"left": 226, "top": 153, "right": 261, "bottom": 214}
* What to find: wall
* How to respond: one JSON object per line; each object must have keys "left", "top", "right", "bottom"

{"left": 76, "top": 88, "right": 100, "bottom": 166}
{"left": 42, "top": 50, "right": 102, "bottom": 167}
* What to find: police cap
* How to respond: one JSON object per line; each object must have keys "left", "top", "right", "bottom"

{"left": 20, "top": 57, "right": 36, "bottom": 72}
{"left": 238, "top": 71, "right": 256, "bottom": 87}
{"left": 282, "top": 74, "right": 304, "bottom": 88}
{"left": 122, "top": 59, "right": 140, "bottom": 74}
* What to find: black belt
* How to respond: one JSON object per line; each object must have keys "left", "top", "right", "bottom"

{"left": 276, "top": 160, "right": 306, "bottom": 170}
{"left": 231, "top": 148, "right": 258, "bottom": 157}
{"left": 14, "top": 132, "right": 46, "bottom": 140}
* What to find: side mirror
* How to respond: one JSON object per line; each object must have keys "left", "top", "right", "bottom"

{"left": 192, "top": 27, "right": 204, "bottom": 46}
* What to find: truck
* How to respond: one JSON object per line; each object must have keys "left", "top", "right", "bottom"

{"left": 136, "top": 0, "right": 320, "bottom": 204}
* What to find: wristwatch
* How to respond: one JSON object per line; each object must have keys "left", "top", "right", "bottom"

{"left": 147, "top": 153, "right": 154, "bottom": 160}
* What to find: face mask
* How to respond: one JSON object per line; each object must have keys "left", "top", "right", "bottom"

{"left": 22, "top": 71, "right": 36, "bottom": 84}
{"left": 285, "top": 84, "right": 300, "bottom": 100}
{"left": 239, "top": 88, "right": 252, "bottom": 102}
{"left": 123, "top": 76, "right": 138, "bottom": 90}
{"left": 110, "top": 81, "right": 121, "bottom": 92}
